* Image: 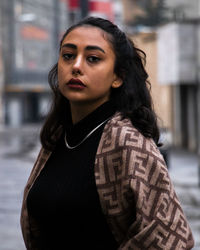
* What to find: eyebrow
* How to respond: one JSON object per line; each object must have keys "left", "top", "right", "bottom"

{"left": 61, "top": 43, "right": 105, "bottom": 54}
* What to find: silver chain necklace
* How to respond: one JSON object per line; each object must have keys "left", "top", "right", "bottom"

{"left": 64, "top": 117, "right": 111, "bottom": 149}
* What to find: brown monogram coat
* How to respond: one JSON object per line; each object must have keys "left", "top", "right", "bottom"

{"left": 21, "top": 113, "right": 194, "bottom": 249}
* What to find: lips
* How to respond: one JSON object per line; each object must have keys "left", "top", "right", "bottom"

{"left": 67, "top": 78, "right": 86, "bottom": 87}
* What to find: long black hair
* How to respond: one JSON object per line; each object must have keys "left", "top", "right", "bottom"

{"left": 40, "top": 16, "right": 160, "bottom": 150}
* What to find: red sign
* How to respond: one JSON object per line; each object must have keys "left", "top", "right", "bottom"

{"left": 89, "top": 1, "right": 111, "bottom": 12}
{"left": 68, "top": 0, "right": 80, "bottom": 10}
{"left": 89, "top": 1, "right": 113, "bottom": 20}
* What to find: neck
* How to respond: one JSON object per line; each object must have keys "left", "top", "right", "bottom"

{"left": 70, "top": 101, "right": 104, "bottom": 124}
{"left": 70, "top": 104, "right": 97, "bottom": 124}
{"left": 70, "top": 105, "right": 90, "bottom": 124}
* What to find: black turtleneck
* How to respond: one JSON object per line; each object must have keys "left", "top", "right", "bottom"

{"left": 27, "top": 101, "right": 118, "bottom": 250}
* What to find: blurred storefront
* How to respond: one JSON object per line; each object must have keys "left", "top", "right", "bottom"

{"left": 0, "top": 0, "right": 69, "bottom": 126}
{"left": 157, "top": 22, "right": 199, "bottom": 151}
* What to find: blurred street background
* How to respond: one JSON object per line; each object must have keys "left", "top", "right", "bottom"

{"left": 0, "top": 0, "right": 200, "bottom": 249}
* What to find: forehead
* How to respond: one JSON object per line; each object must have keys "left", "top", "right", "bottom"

{"left": 62, "top": 26, "right": 113, "bottom": 51}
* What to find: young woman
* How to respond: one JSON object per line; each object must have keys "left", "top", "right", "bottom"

{"left": 21, "top": 17, "right": 194, "bottom": 250}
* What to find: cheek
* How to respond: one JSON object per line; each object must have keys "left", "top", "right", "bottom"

{"left": 97, "top": 70, "right": 115, "bottom": 86}
{"left": 97, "top": 66, "right": 114, "bottom": 80}
{"left": 58, "top": 64, "right": 67, "bottom": 83}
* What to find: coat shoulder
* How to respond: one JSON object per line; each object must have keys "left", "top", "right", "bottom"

{"left": 100, "top": 112, "right": 163, "bottom": 161}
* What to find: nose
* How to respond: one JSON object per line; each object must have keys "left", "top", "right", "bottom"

{"left": 72, "top": 56, "right": 83, "bottom": 75}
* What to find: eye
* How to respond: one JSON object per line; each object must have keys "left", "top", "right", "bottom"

{"left": 62, "top": 53, "right": 74, "bottom": 60}
{"left": 87, "top": 56, "right": 101, "bottom": 63}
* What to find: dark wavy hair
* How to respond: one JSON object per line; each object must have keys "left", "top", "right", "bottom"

{"left": 40, "top": 16, "right": 160, "bottom": 150}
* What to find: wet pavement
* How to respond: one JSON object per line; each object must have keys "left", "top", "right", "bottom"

{"left": 0, "top": 125, "right": 200, "bottom": 250}
{"left": 168, "top": 149, "right": 200, "bottom": 249}
{"left": 0, "top": 125, "right": 41, "bottom": 250}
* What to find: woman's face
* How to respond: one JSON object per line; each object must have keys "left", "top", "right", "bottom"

{"left": 58, "top": 26, "right": 122, "bottom": 111}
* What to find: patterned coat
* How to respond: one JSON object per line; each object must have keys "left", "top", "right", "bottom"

{"left": 21, "top": 113, "right": 194, "bottom": 249}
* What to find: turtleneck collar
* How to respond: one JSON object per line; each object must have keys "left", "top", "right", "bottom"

{"left": 65, "top": 101, "right": 116, "bottom": 148}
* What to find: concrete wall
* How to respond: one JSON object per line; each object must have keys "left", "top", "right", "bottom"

{"left": 157, "top": 23, "right": 197, "bottom": 85}
{"left": 165, "top": 0, "right": 200, "bottom": 20}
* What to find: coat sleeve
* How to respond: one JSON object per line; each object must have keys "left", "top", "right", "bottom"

{"left": 119, "top": 142, "right": 194, "bottom": 250}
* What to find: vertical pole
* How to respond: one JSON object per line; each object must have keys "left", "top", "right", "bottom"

{"left": 173, "top": 85, "right": 182, "bottom": 147}
{"left": 1, "top": 0, "right": 15, "bottom": 84}
{"left": 53, "top": 0, "right": 60, "bottom": 59}
{"left": 195, "top": 20, "right": 200, "bottom": 187}
{"left": 80, "top": 0, "right": 88, "bottom": 19}
{"left": 1, "top": 0, "right": 15, "bottom": 125}
{"left": 197, "top": 84, "right": 200, "bottom": 187}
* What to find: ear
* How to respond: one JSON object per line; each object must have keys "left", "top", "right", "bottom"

{"left": 111, "top": 77, "right": 123, "bottom": 89}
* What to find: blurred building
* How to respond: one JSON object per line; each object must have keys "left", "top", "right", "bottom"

{"left": 157, "top": 0, "right": 200, "bottom": 152}
{"left": 122, "top": 0, "right": 167, "bottom": 31}
{"left": 122, "top": 0, "right": 146, "bottom": 25}
{"left": 164, "top": 0, "right": 200, "bottom": 21}
{"left": 0, "top": 0, "right": 69, "bottom": 126}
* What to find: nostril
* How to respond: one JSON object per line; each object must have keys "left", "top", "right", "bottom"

{"left": 72, "top": 68, "right": 82, "bottom": 76}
